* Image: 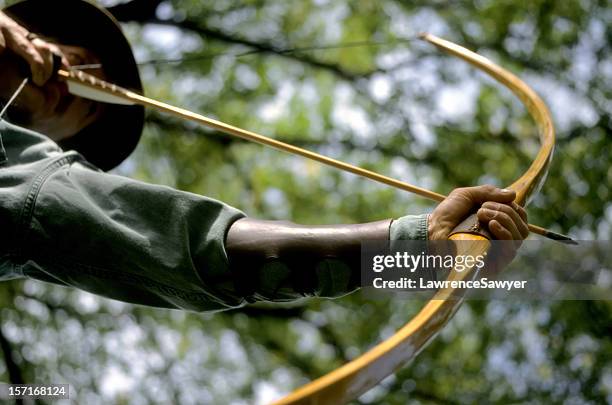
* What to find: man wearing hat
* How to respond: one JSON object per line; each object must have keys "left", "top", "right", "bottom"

{"left": 0, "top": 0, "right": 529, "bottom": 311}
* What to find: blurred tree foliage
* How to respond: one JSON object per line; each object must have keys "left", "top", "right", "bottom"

{"left": 1, "top": 0, "right": 610, "bottom": 404}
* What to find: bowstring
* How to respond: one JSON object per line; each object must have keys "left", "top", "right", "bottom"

{"left": 0, "top": 77, "right": 29, "bottom": 119}
{"left": 72, "top": 36, "right": 419, "bottom": 70}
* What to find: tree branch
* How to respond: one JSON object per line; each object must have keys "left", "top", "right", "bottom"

{"left": 105, "top": 0, "right": 165, "bottom": 21}
{"left": 0, "top": 321, "right": 27, "bottom": 405}
{"left": 0, "top": 326, "right": 23, "bottom": 386}
{"left": 150, "top": 18, "right": 368, "bottom": 81}
{"left": 107, "top": 1, "right": 372, "bottom": 81}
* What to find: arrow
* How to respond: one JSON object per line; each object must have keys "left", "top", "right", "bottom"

{"left": 56, "top": 66, "right": 574, "bottom": 244}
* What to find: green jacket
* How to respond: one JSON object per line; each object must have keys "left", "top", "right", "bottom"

{"left": 0, "top": 120, "right": 427, "bottom": 312}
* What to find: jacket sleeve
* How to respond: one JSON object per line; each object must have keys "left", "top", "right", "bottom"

{"left": 1, "top": 121, "right": 433, "bottom": 312}
{"left": 20, "top": 158, "right": 247, "bottom": 312}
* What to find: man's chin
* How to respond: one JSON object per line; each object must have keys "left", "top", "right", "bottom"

{"left": 1, "top": 101, "right": 33, "bottom": 127}
{"left": 0, "top": 102, "right": 60, "bottom": 138}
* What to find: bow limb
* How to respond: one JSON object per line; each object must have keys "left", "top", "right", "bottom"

{"left": 271, "top": 33, "right": 555, "bottom": 405}
{"left": 422, "top": 34, "right": 554, "bottom": 206}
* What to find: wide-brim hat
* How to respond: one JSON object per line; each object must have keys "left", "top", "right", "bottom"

{"left": 4, "top": 0, "right": 144, "bottom": 171}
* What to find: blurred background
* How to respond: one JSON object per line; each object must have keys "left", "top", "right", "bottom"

{"left": 0, "top": 0, "right": 610, "bottom": 404}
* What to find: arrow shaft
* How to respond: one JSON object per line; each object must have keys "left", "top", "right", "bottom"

{"left": 56, "top": 69, "right": 572, "bottom": 243}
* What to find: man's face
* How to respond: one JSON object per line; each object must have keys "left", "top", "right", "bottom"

{"left": 0, "top": 42, "right": 105, "bottom": 141}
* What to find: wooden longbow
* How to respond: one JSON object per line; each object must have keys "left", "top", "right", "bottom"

{"left": 55, "top": 33, "right": 555, "bottom": 404}
{"left": 268, "top": 33, "right": 555, "bottom": 405}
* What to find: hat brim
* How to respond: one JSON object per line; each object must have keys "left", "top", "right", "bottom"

{"left": 5, "top": 0, "right": 145, "bottom": 171}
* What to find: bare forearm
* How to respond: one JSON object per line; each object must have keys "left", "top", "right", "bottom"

{"left": 226, "top": 218, "right": 392, "bottom": 301}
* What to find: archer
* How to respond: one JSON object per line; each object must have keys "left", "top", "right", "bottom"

{"left": 0, "top": 0, "right": 528, "bottom": 312}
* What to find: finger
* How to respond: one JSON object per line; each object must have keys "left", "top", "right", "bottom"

{"left": 4, "top": 30, "right": 45, "bottom": 84}
{"left": 44, "top": 42, "right": 71, "bottom": 68}
{"left": 0, "top": 21, "right": 29, "bottom": 40}
{"left": 511, "top": 203, "right": 529, "bottom": 239}
{"left": 478, "top": 208, "right": 522, "bottom": 240}
{"left": 489, "top": 220, "right": 513, "bottom": 240}
{"left": 482, "top": 202, "right": 529, "bottom": 239}
{"left": 0, "top": 14, "right": 30, "bottom": 54}
{"left": 478, "top": 207, "right": 522, "bottom": 240}
{"left": 32, "top": 39, "right": 54, "bottom": 83}
{"left": 457, "top": 185, "right": 516, "bottom": 205}
{"left": 511, "top": 202, "right": 528, "bottom": 223}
